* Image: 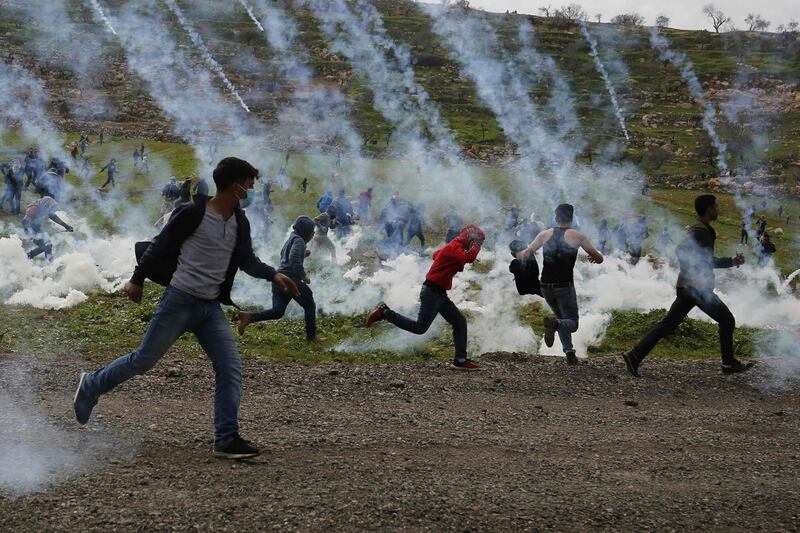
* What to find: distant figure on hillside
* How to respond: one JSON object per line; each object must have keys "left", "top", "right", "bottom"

{"left": 99, "top": 158, "right": 117, "bottom": 189}
{"left": 300, "top": 177, "right": 308, "bottom": 194}
{"left": 443, "top": 206, "right": 463, "bottom": 244}
{"left": 756, "top": 233, "right": 776, "bottom": 266}
{"left": 740, "top": 221, "right": 749, "bottom": 245}
{"left": 133, "top": 148, "right": 140, "bottom": 168}
{"left": 357, "top": 187, "right": 373, "bottom": 222}
{"left": 311, "top": 211, "right": 337, "bottom": 263}
{"left": 22, "top": 196, "right": 74, "bottom": 260}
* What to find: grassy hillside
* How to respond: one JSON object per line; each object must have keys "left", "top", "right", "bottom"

{"left": 0, "top": 1, "right": 797, "bottom": 182}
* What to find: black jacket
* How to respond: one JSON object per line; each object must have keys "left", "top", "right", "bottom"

{"left": 509, "top": 257, "right": 542, "bottom": 296}
{"left": 132, "top": 201, "right": 276, "bottom": 306}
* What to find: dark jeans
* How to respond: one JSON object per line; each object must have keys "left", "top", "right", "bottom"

{"left": 384, "top": 284, "right": 467, "bottom": 362}
{"left": 251, "top": 281, "right": 316, "bottom": 339}
{"left": 405, "top": 227, "right": 425, "bottom": 248}
{"left": 631, "top": 286, "right": 735, "bottom": 365}
{"left": 23, "top": 220, "right": 52, "bottom": 260}
{"left": 102, "top": 175, "right": 115, "bottom": 189}
{"left": 85, "top": 286, "right": 243, "bottom": 446}
{"left": 740, "top": 230, "right": 748, "bottom": 245}
{"left": 541, "top": 284, "right": 579, "bottom": 353}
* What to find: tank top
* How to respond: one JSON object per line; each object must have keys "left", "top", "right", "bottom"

{"left": 541, "top": 227, "right": 578, "bottom": 283}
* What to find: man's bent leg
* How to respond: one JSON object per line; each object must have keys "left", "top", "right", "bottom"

{"left": 293, "top": 283, "right": 317, "bottom": 339}
{"left": 88, "top": 287, "right": 194, "bottom": 395}
{"left": 250, "top": 286, "right": 292, "bottom": 323}
{"left": 630, "top": 290, "right": 695, "bottom": 364}
{"left": 384, "top": 286, "right": 440, "bottom": 335}
{"left": 193, "top": 302, "right": 242, "bottom": 447}
{"left": 553, "top": 286, "right": 579, "bottom": 353}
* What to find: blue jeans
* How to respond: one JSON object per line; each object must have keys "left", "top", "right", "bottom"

{"left": 384, "top": 284, "right": 468, "bottom": 362}
{"left": 541, "top": 284, "right": 579, "bottom": 354}
{"left": 251, "top": 281, "right": 316, "bottom": 339}
{"left": 86, "top": 286, "right": 242, "bottom": 446}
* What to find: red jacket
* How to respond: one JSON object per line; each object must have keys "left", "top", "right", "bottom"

{"left": 426, "top": 225, "right": 484, "bottom": 290}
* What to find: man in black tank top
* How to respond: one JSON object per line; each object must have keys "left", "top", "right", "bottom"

{"left": 517, "top": 204, "right": 604, "bottom": 365}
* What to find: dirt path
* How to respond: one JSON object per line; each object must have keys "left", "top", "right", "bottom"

{"left": 2, "top": 351, "right": 799, "bottom": 531}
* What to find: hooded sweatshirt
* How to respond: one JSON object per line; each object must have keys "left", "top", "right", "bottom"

{"left": 425, "top": 224, "right": 484, "bottom": 290}
{"left": 279, "top": 216, "right": 315, "bottom": 281}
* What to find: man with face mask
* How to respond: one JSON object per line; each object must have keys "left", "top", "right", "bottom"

{"left": 238, "top": 216, "right": 322, "bottom": 341}
{"left": 366, "top": 224, "right": 485, "bottom": 370}
{"left": 73, "top": 157, "right": 298, "bottom": 459}
{"left": 622, "top": 194, "right": 751, "bottom": 376}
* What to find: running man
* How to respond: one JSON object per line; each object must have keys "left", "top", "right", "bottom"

{"left": 516, "top": 204, "right": 604, "bottom": 365}
{"left": 73, "top": 157, "right": 299, "bottom": 459}
{"left": 622, "top": 194, "right": 752, "bottom": 376}
{"left": 365, "top": 224, "right": 485, "bottom": 370}
{"left": 238, "top": 216, "right": 321, "bottom": 341}
{"left": 22, "top": 196, "right": 74, "bottom": 260}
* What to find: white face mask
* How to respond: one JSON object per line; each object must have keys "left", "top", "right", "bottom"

{"left": 235, "top": 183, "right": 254, "bottom": 208}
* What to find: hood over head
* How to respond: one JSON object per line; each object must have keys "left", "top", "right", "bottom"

{"left": 293, "top": 215, "right": 316, "bottom": 241}
{"left": 453, "top": 224, "right": 485, "bottom": 248}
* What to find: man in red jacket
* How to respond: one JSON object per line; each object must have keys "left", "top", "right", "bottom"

{"left": 366, "top": 224, "right": 485, "bottom": 370}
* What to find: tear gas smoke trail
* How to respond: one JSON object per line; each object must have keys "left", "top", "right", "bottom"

{"left": 0, "top": 60, "right": 69, "bottom": 164}
{"left": 580, "top": 23, "right": 630, "bottom": 141}
{"left": 423, "top": 4, "right": 589, "bottom": 201}
{"left": 164, "top": 0, "right": 251, "bottom": 113}
{"left": 516, "top": 20, "right": 579, "bottom": 140}
{"left": 86, "top": 0, "right": 117, "bottom": 35}
{"left": 245, "top": 0, "right": 366, "bottom": 178}
{"left": 649, "top": 28, "right": 728, "bottom": 175}
{"left": 100, "top": 0, "right": 266, "bottom": 176}
{"left": 237, "top": 0, "right": 264, "bottom": 32}
{"left": 300, "top": 0, "right": 498, "bottom": 217}
{"left": 302, "top": 0, "right": 459, "bottom": 162}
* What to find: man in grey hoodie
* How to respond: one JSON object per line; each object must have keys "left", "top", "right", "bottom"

{"left": 238, "top": 216, "right": 321, "bottom": 341}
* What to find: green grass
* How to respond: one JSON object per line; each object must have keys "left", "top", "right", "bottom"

{"left": 589, "top": 309, "right": 757, "bottom": 360}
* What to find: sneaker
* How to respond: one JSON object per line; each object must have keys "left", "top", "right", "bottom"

{"left": 237, "top": 312, "right": 251, "bottom": 336}
{"left": 722, "top": 360, "right": 754, "bottom": 374}
{"left": 451, "top": 359, "right": 480, "bottom": 371}
{"left": 565, "top": 351, "right": 578, "bottom": 366}
{"left": 622, "top": 351, "right": 640, "bottom": 378}
{"left": 73, "top": 372, "right": 97, "bottom": 425}
{"left": 543, "top": 317, "right": 558, "bottom": 348}
{"left": 212, "top": 433, "right": 260, "bottom": 459}
{"left": 366, "top": 302, "right": 388, "bottom": 327}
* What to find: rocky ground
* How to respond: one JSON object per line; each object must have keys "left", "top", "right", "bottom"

{"left": 1, "top": 350, "right": 799, "bottom": 531}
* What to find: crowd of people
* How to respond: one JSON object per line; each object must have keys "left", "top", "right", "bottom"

{"left": 70, "top": 156, "right": 763, "bottom": 460}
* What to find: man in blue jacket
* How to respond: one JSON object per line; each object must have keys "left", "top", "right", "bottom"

{"left": 73, "top": 157, "right": 298, "bottom": 459}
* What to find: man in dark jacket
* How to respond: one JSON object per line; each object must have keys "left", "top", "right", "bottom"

{"left": 73, "top": 157, "right": 298, "bottom": 459}
{"left": 623, "top": 194, "right": 751, "bottom": 377}
{"left": 238, "top": 216, "right": 321, "bottom": 341}
{"left": 99, "top": 158, "right": 117, "bottom": 189}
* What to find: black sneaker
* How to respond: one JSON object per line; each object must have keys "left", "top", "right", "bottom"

{"left": 543, "top": 317, "right": 558, "bottom": 348}
{"left": 213, "top": 434, "right": 261, "bottom": 459}
{"left": 73, "top": 372, "right": 97, "bottom": 425}
{"left": 622, "top": 351, "right": 640, "bottom": 377}
{"left": 722, "top": 360, "right": 754, "bottom": 374}
{"left": 565, "top": 351, "right": 578, "bottom": 366}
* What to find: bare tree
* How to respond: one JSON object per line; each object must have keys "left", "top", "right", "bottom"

{"left": 788, "top": 20, "right": 800, "bottom": 32}
{"left": 745, "top": 13, "right": 771, "bottom": 32}
{"left": 655, "top": 14, "right": 670, "bottom": 28}
{"left": 553, "top": 3, "right": 587, "bottom": 23}
{"left": 538, "top": 5, "right": 552, "bottom": 17}
{"left": 611, "top": 13, "right": 645, "bottom": 26}
{"left": 702, "top": 4, "right": 730, "bottom": 33}
{"left": 595, "top": 13, "right": 602, "bottom": 23}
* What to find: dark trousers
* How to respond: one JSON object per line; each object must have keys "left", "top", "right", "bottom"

{"left": 23, "top": 220, "right": 52, "bottom": 260}
{"left": 740, "top": 230, "right": 748, "bottom": 245}
{"left": 102, "top": 175, "right": 115, "bottom": 189}
{"left": 631, "top": 287, "right": 735, "bottom": 365}
{"left": 251, "top": 281, "right": 316, "bottom": 339}
{"left": 384, "top": 284, "right": 467, "bottom": 362}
